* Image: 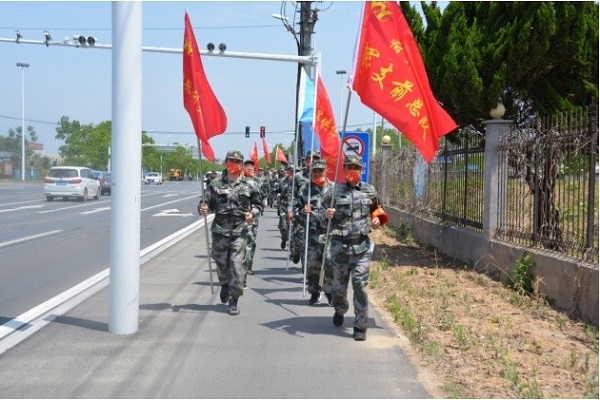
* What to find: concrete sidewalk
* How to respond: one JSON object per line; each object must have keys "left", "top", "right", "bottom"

{"left": 0, "top": 208, "right": 431, "bottom": 398}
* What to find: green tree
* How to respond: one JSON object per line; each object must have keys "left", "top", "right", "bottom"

{"left": 0, "top": 125, "right": 38, "bottom": 169}
{"left": 55, "top": 116, "right": 109, "bottom": 169}
{"left": 402, "top": 1, "right": 598, "bottom": 127}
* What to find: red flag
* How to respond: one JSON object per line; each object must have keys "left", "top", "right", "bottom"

{"left": 314, "top": 74, "right": 343, "bottom": 182}
{"left": 275, "top": 145, "right": 288, "bottom": 164}
{"left": 261, "top": 137, "right": 272, "bottom": 164}
{"left": 250, "top": 141, "right": 259, "bottom": 169}
{"left": 351, "top": 2, "right": 457, "bottom": 162}
{"left": 183, "top": 12, "right": 227, "bottom": 162}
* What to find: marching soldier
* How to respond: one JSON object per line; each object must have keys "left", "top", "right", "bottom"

{"left": 318, "top": 155, "right": 388, "bottom": 340}
{"left": 287, "top": 150, "right": 321, "bottom": 264}
{"left": 242, "top": 160, "right": 262, "bottom": 282}
{"left": 198, "top": 150, "right": 262, "bottom": 315}
{"left": 292, "top": 159, "right": 334, "bottom": 305}
{"left": 278, "top": 165, "right": 294, "bottom": 250}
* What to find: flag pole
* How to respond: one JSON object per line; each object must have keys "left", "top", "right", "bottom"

{"left": 286, "top": 131, "right": 299, "bottom": 271}
{"left": 320, "top": 85, "right": 353, "bottom": 281}
{"left": 196, "top": 139, "right": 215, "bottom": 294}
{"left": 302, "top": 122, "right": 317, "bottom": 298}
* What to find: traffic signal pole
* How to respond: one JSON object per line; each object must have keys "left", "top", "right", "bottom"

{"left": 0, "top": 6, "right": 319, "bottom": 335}
{"left": 0, "top": 36, "right": 316, "bottom": 66}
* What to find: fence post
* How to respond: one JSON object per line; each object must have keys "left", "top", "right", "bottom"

{"left": 380, "top": 140, "right": 392, "bottom": 204}
{"left": 482, "top": 118, "right": 512, "bottom": 238}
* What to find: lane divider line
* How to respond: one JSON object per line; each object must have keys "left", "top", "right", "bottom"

{"left": 0, "top": 230, "right": 63, "bottom": 249}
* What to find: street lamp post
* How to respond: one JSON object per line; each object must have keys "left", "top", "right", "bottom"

{"left": 16, "top": 62, "right": 29, "bottom": 181}
{"left": 335, "top": 69, "right": 346, "bottom": 132}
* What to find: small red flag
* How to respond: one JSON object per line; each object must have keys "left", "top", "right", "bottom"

{"left": 314, "top": 74, "right": 343, "bottom": 182}
{"left": 351, "top": 2, "right": 457, "bottom": 162}
{"left": 250, "top": 141, "right": 259, "bottom": 169}
{"left": 261, "top": 137, "right": 272, "bottom": 164}
{"left": 183, "top": 12, "right": 227, "bottom": 162}
{"left": 275, "top": 145, "right": 288, "bottom": 164}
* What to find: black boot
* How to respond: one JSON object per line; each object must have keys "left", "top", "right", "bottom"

{"left": 308, "top": 292, "right": 320, "bottom": 305}
{"left": 219, "top": 284, "right": 230, "bottom": 304}
{"left": 228, "top": 298, "right": 240, "bottom": 315}
{"left": 353, "top": 327, "right": 367, "bottom": 341}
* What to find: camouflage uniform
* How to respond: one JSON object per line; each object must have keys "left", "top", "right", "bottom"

{"left": 243, "top": 164, "right": 262, "bottom": 276}
{"left": 257, "top": 168, "right": 269, "bottom": 208}
{"left": 287, "top": 150, "right": 321, "bottom": 263}
{"left": 278, "top": 166, "right": 294, "bottom": 248}
{"left": 318, "top": 155, "right": 382, "bottom": 339}
{"left": 200, "top": 151, "right": 262, "bottom": 309}
{"left": 267, "top": 170, "right": 279, "bottom": 207}
{"left": 292, "top": 160, "right": 334, "bottom": 302}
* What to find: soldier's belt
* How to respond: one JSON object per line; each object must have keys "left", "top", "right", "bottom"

{"left": 214, "top": 214, "right": 245, "bottom": 225}
{"left": 331, "top": 235, "right": 368, "bottom": 245}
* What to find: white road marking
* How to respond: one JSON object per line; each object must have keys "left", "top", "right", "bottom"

{"left": 0, "top": 230, "right": 63, "bottom": 249}
{"left": 0, "top": 217, "right": 213, "bottom": 355}
{"left": 80, "top": 207, "right": 111, "bottom": 215}
{"left": 0, "top": 205, "right": 44, "bottom": 213}
{"left": 154, "top": 208, "right": 194, "bottom": 217}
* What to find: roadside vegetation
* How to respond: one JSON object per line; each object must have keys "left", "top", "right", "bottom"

{"left": 368, "top": 224, "right": 599, "bottom": 399}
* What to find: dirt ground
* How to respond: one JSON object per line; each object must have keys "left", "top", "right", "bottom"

{"left": 367, "top": 227, "right": 599, "bottom": 399}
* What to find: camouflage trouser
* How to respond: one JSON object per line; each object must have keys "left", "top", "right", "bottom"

{"left": 291, "top": 223, "right": 304, "bottom": 259}
{"left": 328, "top": 240, "right": 373, "bottom": 331}
{"left": 278, "top": 213, "right": 290, "bottom": 243}
{"left": 211, "top": 231, "right": 248, "bottom": 300}
{"left": 244, "top": 221, "right": 259, "bottom": 272}
{"left": 301, "top": 235, "right": 333, "bottom": 295}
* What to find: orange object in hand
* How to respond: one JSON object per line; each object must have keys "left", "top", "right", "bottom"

{"left": 371, "top": 206, "right": 388, "bottom": 225}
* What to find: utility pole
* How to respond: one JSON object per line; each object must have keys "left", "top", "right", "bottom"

{"left": 296, "top": 1, "right": 318, "bottom": 162}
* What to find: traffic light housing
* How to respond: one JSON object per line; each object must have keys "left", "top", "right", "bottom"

{"left": 245, "top": 126, "right": 250, "bottom": 138}
{"left": 260, "top": 126, "right": 265, "bottom": 138}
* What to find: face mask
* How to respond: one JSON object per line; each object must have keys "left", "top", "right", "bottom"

{"left": 345, "top": 169, "right": 361, "bottom": 185}
{"left": 226, "top": 161, "right": 241, "bottom": 176}
{"left": 311, "top": 176, "right": 326, "bottom": 186}
{"left": 245, "top": 169, "right": 255, "bottom": 178}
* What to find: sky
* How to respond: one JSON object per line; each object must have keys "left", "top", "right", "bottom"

{"left": 0, "top": 1, "right": 386, "bottom": 160}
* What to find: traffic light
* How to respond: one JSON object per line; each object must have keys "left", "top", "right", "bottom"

{"left": 245, "top": 126, "right": 250, "bottom": 138}
{"left": 260, "top": 126, "right": 265, "bottom": 138}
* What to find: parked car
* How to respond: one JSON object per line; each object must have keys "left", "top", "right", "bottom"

{"left": 145, "top": 172, "right": 163, "bottom": 185}
{"left": 44, "top": 166, "right": 101, "bottom": 201}
{"left": 97, "top": 171, "right": 112, "bottom": 195}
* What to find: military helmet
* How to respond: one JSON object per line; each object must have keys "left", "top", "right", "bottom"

{"left": 311, "top": 160, "right": 327, "bottom": 170}
{"left": 344, "top": 155, "right": 363, "bottom": 167}
{"left": 243, "top": 159, "right": 255, "bottom": 166}
{"left": 225, "top": 150, "right": 244, "bottom": 161}
{"left": 286, "top": 164, "right": 294, "bottom": 171}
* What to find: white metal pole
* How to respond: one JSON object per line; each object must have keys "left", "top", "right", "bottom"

{"left": 372, "top": 112, "right": 377, "bottom": 157}
{"left": 109, "top": 1, "right": 142, "bottom": 335}
{"left": 17, "top": 63, "right": 29, "bottom": 181}
{"left": 336, "top": 70, "right": 346, "bottom": 132}
{"left": 21, "top": 66, "right": 25, "bottom": 181}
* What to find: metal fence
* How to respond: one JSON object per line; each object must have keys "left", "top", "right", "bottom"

{"left": 371, "top": 105, "right": 598, "bottom": 264}
{"left": 423, "top": 131, "right": 485, "bottom": 230}
{"left": 496, "top": 105, "right": 599, "bottom": 263}
{"left": 373, "top": 128, "right": 485, "bottom": 231}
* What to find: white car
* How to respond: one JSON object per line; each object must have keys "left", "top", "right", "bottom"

{"left": 145, "top": 172, "right": 163, "bottom": 185}
{"left": 44, "top": 166, "right": 101, "bottom": 202}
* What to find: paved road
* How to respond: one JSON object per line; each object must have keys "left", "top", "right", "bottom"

{"left": 0, "top": 181, "right": 202, "bottom": 323}
{"left": 0, "top": 208, "right": 430, "bottom": 398}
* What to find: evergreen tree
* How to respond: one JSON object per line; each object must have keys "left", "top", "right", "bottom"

{"left": 402, "top": 1, "right": 598, "bottom": 127}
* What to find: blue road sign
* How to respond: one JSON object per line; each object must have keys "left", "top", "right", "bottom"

{"left": 341, "top": 131, "right": 370, "bottom": 182}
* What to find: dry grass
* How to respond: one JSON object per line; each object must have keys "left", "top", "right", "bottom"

{"left": 368, "top": 225, "right": 599, "bottom": 399}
